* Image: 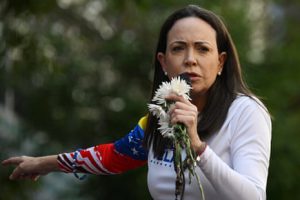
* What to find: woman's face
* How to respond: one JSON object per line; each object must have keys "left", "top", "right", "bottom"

{"left": 158, "top": 17, "right": 226, "bottom": 96}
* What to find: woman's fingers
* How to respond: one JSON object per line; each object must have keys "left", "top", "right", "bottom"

{"left": 9, "top": 168, "right": 40, "bottom": 181}
{"left": 166, "top": 94, "right": 192, "bottom": 105}
{"left": 170, "top": 114, "right": 195, "bottom": 125}
{"left": 165, "top": 94, "right": 203, "bottom": 151}
{"left": 2, "top": 156, "right": 40, "bottom": 181}
{"left": 170, "top": 102, "right": 197, "bottom": 115}
{"left": 9, "top": 163, "right": 28, "bottom": 180}
{"left": 2, "top": 156, "right": 24, "bottom": 166}
{"left": 168, "top": 99, "right": 198, "bottom": 125}
{"left": 165, "top": 94, "right": 199, "bottom": 135}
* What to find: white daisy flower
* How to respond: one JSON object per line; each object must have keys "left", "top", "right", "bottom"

{"left": 152, "top": 76, "right": 192, "bottom": 105}
{"left": 148, "top": 104, "right": 167, "bottom": 119}
{"left": 170, "top": 77, "right": 192, "bottom": 100}
{"left": 158, "top": 115, "right": 175, "bottom": 138}
{"left": 152, "top": 81, "right": 172, "bottom": 105}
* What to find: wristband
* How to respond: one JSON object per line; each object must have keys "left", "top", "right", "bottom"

{"left": 72, "top": 149, "right": 87, "bottom": 180}
{"left": 196, "top": 142, "right": 207, "bottom": 162}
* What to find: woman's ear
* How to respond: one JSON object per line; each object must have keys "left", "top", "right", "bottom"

{"left": 218, "top": 52, "right": 227, "bottom": 72}
{"left": 157, "top": 52, "right": 167, "bottom": 72}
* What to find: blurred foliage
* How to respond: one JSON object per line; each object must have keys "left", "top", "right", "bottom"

{"left": 0, "top": 0, "right": 299, "bottom": 199}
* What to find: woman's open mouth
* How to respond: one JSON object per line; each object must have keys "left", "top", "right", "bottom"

{"left": 185, "top": 72, "right": 201, "bottom": 81}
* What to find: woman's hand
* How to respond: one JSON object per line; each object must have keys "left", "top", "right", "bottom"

{"left": 2, "top": 155, "right": 59, "bottom": 181}
{"left": 166, "top": 94, "right": 205, "bottom": 154}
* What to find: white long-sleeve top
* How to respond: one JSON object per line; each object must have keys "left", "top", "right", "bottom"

{"left": 148, "top": 95, "right": 272, "bottom": 200}
{"left": 58, "top": 95, "right": 271, "bottom": 200}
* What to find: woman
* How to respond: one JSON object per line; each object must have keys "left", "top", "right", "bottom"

{"left": 2, "top": 5, "right": 271, "bottom": 200}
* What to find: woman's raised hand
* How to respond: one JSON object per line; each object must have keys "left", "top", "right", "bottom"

{"left": 166, "top": 94, "right": 204, "bottom": 153}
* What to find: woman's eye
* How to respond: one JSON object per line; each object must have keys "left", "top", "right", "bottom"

{"left": 172, "top": 46, "right": 184, "bottom": 52}
{"left": 198, "top": 46, "right": 209, "bottom": 52}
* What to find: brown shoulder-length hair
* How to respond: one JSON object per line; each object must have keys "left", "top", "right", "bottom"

{"left": 143, "top": 5, "right": 253, "bottom": 158}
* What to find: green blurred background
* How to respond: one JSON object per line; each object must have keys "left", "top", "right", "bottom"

{"left": 0, "top": 0, "right": 299, "bottom": 199}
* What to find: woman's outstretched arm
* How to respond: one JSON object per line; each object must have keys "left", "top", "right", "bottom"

{"left": 2, "top": 115, "right": 148, "bottom": 180}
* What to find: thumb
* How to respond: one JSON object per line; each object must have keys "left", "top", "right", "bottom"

{"left": 9, "top": 166, "right": 24, "bottom": 180}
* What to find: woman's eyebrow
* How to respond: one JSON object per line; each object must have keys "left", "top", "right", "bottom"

{"left": 194, "top": 40, "right": 212, "bottom": 46}
{"left": 169, "top": 40, "right": 186, "bottom": 45}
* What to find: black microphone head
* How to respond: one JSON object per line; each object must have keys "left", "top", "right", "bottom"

{"left": 178, "top": 73, "right": 191, "bottom": 86}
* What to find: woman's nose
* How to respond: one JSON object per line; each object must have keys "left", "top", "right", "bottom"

{"left": 184, "top": 50, "right": 197, "bottom": 67}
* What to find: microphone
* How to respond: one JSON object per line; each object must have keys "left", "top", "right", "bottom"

{"left": 178, "top": 73, "right": 192, "bottom": 87}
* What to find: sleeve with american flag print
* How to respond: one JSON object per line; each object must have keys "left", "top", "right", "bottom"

{"left": 57, "top": 116, "right": 148, "bottom": 175}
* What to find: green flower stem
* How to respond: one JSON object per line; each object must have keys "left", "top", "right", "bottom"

{"left": 173, "top": 124, "right": 205, "bottom": 200}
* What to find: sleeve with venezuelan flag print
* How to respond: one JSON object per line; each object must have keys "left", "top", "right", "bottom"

{"left": 57, "top": 116, "right": 148, "bottom": 175}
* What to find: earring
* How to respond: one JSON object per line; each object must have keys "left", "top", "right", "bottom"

{"left": 164, "top": 71, "right": 168, "bottom": 76}
{"left": 218, "top": 71, "right": 222, "bottom": 76}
